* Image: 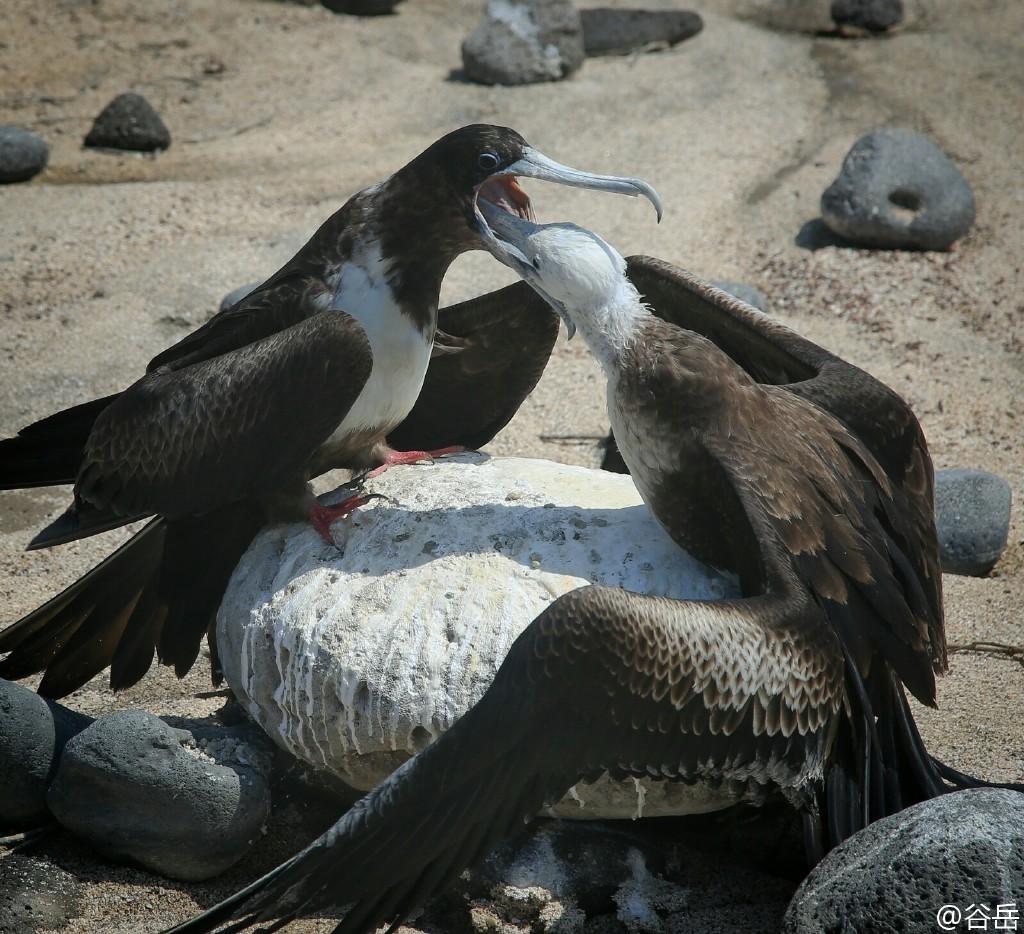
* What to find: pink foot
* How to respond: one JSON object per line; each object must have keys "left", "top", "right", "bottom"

{"left": 309, "top": 492, "right": 373, "bottom": 544}
{"left": 366, "top": 445, "right": 465, "bottom": 480}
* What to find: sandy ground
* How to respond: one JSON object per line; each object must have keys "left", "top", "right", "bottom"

{"left": 1, "top": 0, "right": 1022, "bottom": 930}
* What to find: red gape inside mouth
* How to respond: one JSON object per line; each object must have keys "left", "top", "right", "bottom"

{"left": 477, "top": 176, "right": 535, "bottom": 221}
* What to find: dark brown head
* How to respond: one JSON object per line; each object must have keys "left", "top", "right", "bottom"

{"left": 379, "top": 124, "right": 661, "bottom": 306}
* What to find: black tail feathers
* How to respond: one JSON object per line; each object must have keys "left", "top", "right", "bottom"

{"left": 0, "top": 503, "right": 263, "bottom": 697}
{"left": 0, "top": 394, "right": 116, "bottom": 490}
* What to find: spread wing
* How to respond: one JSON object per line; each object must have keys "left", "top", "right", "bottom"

{"left": 32, "top": 311, "right": 372, "bottom": 547}
{"left": 388, "top": 280, "right": 559, "bottom": 452}
{"left": 623, "top": 256, "right": 944, "bottom": 673}
{"left": 612, "top": 310, "right": 952, "bottom": 853}
{"left": 164, "top": 585, "right": 843, "bottom": 934}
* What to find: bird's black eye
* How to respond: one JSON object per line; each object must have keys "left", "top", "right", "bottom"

{"left": 477, "top": 151, "right": 500, "bottom": 171}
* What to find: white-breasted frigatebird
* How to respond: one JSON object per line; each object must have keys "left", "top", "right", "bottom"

{"left": 0, "top": 124, "right": 661, "bottom": 698}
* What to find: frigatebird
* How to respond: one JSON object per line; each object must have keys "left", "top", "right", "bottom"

{"left": 0, "top": 124, "right": 661, "bottom": 699}
{"left": 161, "top": 214, "right": 1021, "bottom": 934}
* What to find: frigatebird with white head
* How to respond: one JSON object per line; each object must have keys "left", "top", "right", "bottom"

{"left": 0, "top": 124, "right": 661, "bottom": 698}
{"left": 162, "top": 213, "right": 1021, "bottom": 934}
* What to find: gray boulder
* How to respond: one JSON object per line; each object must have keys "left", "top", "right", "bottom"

{"left": 580, "top": 8, "right": 703, "bottom": 56}
{"left": 84, "top": 93, "right": 171, "bottom": 152}
{"left": 0, "top": 127, "right": 49, "bottom": 184}
{"left": 935, "top": 468, "right": 1012, "bottom": 576}
{"left": 820, "top": 128, "right": 975, "bottom": 250}
{"left": 0, "top": 679, "right": 93, "bottom": 826}
{"left": 784, "top": 788, "right": 1024, "bottom": 934}
{"left": 46, "top": 710, "right": 273, "bottom": 880}
{"left": 462, "top": 0, "right": 585, "bottom": 86}
{"left": 831, "top": 0, "right": 904, "bottom": 32}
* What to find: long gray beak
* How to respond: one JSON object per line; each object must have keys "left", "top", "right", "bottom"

{"left": 505, "top": 146, "right": 663, "bottom": 222}
{"left": 478, "top": 200, "right": 579, "bottom": 340}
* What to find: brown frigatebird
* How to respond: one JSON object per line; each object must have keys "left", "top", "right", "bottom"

{"left": 0, "top": 124, "right": 661, "bottom": 699}
{"left": 161, "top": 214, "right": 1021, "bottom": 934}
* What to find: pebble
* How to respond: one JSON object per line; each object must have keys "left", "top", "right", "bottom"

{"left": 461, "top": 0, "right": 585, "bottom": 86}
{"left": 820, "top": 128, "right": 975, "bottom": 251}
{"left": 46, "top": 710, "right": 274, "bottom": 881}
{"left": 579, "top": 8, "right": 703, "bottom": 56}
{"left": 831, "top": 0, "right": 904, "bottom": 32}
{"left": 0, "top": 855, "right": 81, "bottom": 934}
{"left": 934, "top": 468, "right": 1012, "bottom": 576}
{"left": 84, "top": 92, "right": 171, "bottom": 152}
{"left": 0, "top": 126, "right": 49, "bottom": 184}
{"left": 784, "top": 788, "right": 1024, "bottom": 933}
{"left": 0, "top": 678, "right": 93, "bottom": 826}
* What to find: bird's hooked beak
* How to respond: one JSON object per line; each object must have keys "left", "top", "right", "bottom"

{"left": 477, "top": 201, "right": 579, "bottom": 340}
{"left": 473, "top": 146, "right": 662, "bottom": 285}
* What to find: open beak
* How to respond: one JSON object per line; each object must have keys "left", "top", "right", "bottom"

{"left": 477, "top": 200, "right": 579, "bottom": 340}
{"left": 473, "top": 147, "right": 662, "bottom": 274}
{"left": 500, "top": 146, "right": 662, "bottom": 222}
{"left": 473, "top": 147, "right": 661, "bottom": 340}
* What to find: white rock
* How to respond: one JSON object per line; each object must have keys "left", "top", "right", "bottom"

{"left": 218, "top": 454, "right": 742, "bottom": 819}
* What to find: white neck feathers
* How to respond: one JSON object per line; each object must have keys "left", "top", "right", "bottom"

{"left": 573, "top": 278, "right": 648, "bottom": 375}
{"left": 521, "top": 224, "right": 648, "bottom": 374}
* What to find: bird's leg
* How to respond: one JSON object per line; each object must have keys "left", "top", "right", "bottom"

{"left": 308, "top": 475, "right": 386, "bottom": 545}
{"left": 309, "top": 493, "right": 373, "bottom": 544}
{"left": 365, "top": 445, "right": 465, "bottom": 479}
{"left": 309, "top": 446, "right": 463, "bottom": 543}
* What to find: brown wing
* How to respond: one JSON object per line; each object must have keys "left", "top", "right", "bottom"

{"left": 387, "top": 280, "right": 559, "bottom": 452}
{"left": 0, "top": 505, "right": 263, "bottom": 696}
{"left": 163, "top": 584, "right": 844, "bottom": 934}
{"left": 616, "top": 317, "right": 942, "bottom": 707}
{"left": 29, "top": 311, "right": 372, "bottom": 548}
{"left": 612, "top": 315, "right": 954, "bottom": 854}
{"left": 622, "top": 256, "right": 944, "bottom": 675}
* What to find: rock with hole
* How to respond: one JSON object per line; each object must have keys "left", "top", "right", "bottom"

{"left": 820, "top": 128, "right": 975, "bottom": 250}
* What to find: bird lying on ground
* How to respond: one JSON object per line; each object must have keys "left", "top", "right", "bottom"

{"left": 161, "top": 211, "right": 1022, "bottom": 934}
{"left": 0, "top": 124, "right": 661, "bottom": 699}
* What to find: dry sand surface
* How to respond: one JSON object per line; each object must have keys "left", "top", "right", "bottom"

{"left": 1, "top": 0, "right": 1023, "bottom": 930}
